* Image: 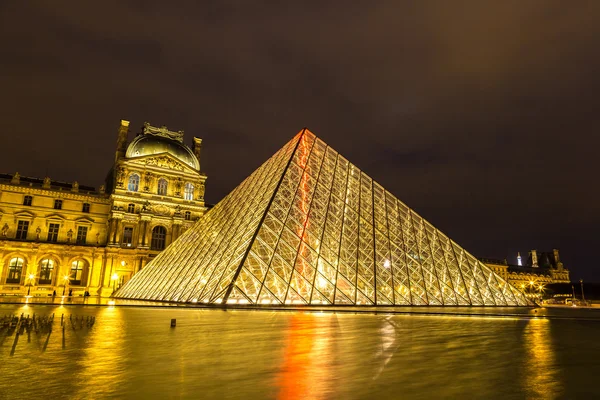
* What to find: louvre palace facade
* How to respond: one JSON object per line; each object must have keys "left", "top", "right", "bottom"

{"left": 0, "top": 120, "right": 207, "bottom": 297}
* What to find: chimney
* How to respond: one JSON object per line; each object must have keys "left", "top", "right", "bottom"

{"left": 530, "top": 250, "right": 538, "bottom": 267}
{"left": 115, "top": 120, "right": 130, "bottom": 162}
{"left": 553, "top": 248, "right": 564, "bottom": 270}
{"left": 192, "top": 137, "right": 202, "bottom": 170}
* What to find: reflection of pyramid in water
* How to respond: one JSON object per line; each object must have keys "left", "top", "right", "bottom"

{"left": 117, "top": 129, "right": 531, "bottom": 306}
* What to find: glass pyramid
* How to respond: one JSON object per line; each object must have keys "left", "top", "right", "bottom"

{"left": 117, "top": 129, "right": 531, "bottom": 306}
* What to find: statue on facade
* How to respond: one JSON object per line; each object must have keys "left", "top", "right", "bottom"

{"left": 42, "top": 176, "right": 51, "bottom": 189}
{"left": 143, "top": 172, "right": 153, "bottom": 192}
{"left": 67, "top": 229, "right": 73, "bottom": 243}
{"left": 99, "top": 184, "right": 106, "bottom": 194}
{"left": 141, "top": 201, "right": 152, "bottom": 213}
{"left": 198, "top": 181, "right": 205, "bottom": 199}
{"left": 116, "top": 167, "right": 125, "bottom": 188}
{"left": 11, "top": 172, "right": 20, "bottom": 184}
{"left": 35, "top": 226, "right": 41, "bottom": 241}
{"left": 72, "top": 181, "right": 79, "bottom": 192}
{"left": 175, "top": 178, "right": 183, "bottom": 196}
{"left": 173, "top": 205, "right": 182, "bottom": 217}
{"left": 1, "top": 223, "right": 8, "bottom": 238}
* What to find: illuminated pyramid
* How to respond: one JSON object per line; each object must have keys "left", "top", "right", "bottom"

{"left": 117, "top": 129, "right": 531, "bottom": 306}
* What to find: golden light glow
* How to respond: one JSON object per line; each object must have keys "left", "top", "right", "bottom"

{"left": 111, "top": 273, "right": 119, "bottom": 281}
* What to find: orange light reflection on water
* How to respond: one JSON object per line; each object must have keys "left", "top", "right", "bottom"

{"left": 276, "top": 314, "right": 333, "bottom": 399}
{"left": 523, "top": 318, "right": 562, "bottom": 399}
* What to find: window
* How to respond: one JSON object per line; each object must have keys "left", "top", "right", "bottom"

{"left": 16, "top": 220, "right": 29, "bottom": 240}
{"left": 82, "top": 203, "right": 90, "bottom": 213}
{"left": 76, "top": 226, "right": 88, "bottom": 245}
{"left": 157, "top": 178, "right": 168, "bottom": 196}
{"left": 47, "top": 223, "right": 60, "bottom": 242}
{"left": 23, "top": 195, "right": 32, "bottom": 206}
{"left": 70, "top": 260, "right": 86, "bottom": 286}
{"left": 127, "top": 203, "right": 136, "bottom": 213}
{"left": 151, "top": 226, "right": 166, "bottom": 250}
{"left": 184, "top": 183, "right": 194, "bottom": 200}
{"left": 122, "top": 227, "right": 134, "bottom": 247}
{"left": 128, "top": 174, "right": 140, "bottom": 192}
{"left": 6, "top": 257, "right": 24, "bottom": 284}
{"left": 39, "top": 258, "right": 55, "bottom": 285}
{"left": 54, "top": 199, "right": 63, "bottom": 210}
{"left": 184, "top": 211, "right": 191, "bottom": 221}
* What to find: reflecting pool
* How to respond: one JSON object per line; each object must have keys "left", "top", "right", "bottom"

{"left": 1, "top": 304, "right": 599, "bottom": 399}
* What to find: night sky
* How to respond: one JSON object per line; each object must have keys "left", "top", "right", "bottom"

{"left": 1, "top": 2, "right": 599, "bottom": 281}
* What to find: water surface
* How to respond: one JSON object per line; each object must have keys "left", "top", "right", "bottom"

{"left": 1, "top": 304, "right": 599, "bottom": 399}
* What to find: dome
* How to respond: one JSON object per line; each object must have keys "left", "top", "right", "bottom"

{"left": 125, "top": 134, "right": 200, "bottom": 170}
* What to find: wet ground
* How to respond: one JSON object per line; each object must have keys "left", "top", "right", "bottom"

{"left": 1, "top": 303, "right": 599, "bottom": 399}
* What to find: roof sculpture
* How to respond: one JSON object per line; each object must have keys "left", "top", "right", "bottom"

{"left": 116, "top": 129, "right": 531, "bottom": 306}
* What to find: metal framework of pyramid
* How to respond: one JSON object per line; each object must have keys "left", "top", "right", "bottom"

{"left": 116, "top": 129, "right": 531, "bottom": 306}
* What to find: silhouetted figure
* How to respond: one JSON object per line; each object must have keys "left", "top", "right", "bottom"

{"left": 68, "top": 289, "right": 72, "bottom": 297}
{"left": 52, "top": 290, "right": 56, "bottom": 297}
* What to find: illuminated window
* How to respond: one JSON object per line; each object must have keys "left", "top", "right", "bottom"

{"left": 151, "top": 226, "right": 166, "bottom": 250}
{"left": 39, "top": 258, "right": 55, "bottom": 285}
{"left": 54, "top": 199, "right": 63, "bottom": 210}
{"left": 70, "top": 260, "right": 86, "bottom": 285}
{"left": 184, "top": 211, "right": 191, "bottom": 221}
{"left": 6, "top": 257, "right": 24, "bottom": 284}
{"left": 123, "top": 227, "right": 134, "bottom": 246}
{"left": 47, "top": 223, "right": 59, "bottom": 242}
{"left": 158, "top": 178, "right": 168, "bottom": 196}
{"left": 16, "top": 220, "right": 29, "bottom": 240}
{"left": 76, "top": 226, "right": 88, "bottom": 245}
{"left": 23, "top": 195, "right": 32, "bottom": 206}
{"left": 184, "top": 183, "right": 194, "bottom": 200}
{"left": 82, "top": 203, "right": 90, "bottom": 213}
{"left": 128, "top": 174, "right": 140, "bottom": 192}
{"left": 127, "top": 203, "right": 136, "bottom": 213}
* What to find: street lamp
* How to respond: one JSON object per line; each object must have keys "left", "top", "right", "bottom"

{"left": 62, "top": 274, "right": 70, "bottom": 296}
{"left": 111, "top": 273, "right": 119, "bottom": 292}
{"left": 26, "top": 273, "right": 35, "bottom": 296}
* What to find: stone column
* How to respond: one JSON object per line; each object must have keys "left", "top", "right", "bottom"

{"left": 139, "top": 214, "right": 152, "bottom": 248}
{"left": 172, "top": 218, "right": 183, "bottom": 241}
{"left": 110, "top": 218, "right": 118, "bottom": 245}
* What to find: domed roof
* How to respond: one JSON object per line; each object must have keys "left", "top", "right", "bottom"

{"left": 125, "top": 124, "right": 200, "bottom": 170}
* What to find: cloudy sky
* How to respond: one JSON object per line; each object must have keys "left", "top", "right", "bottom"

{"left": 1, "top": 1, "right": 599, "bottom": 280}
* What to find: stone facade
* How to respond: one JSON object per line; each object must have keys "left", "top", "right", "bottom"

{"left": 481, "top": 249, "right": 571, "bottom": 297}
{"left": 0, "top": 120, "right": 207, "bottom": 298}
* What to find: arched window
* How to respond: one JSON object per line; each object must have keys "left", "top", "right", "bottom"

{"left": 157, "top": 178, "right": 168, "bottom": 196}
{"left": 6, "top": 257, "right": 24, "bottom": 284}
{"left": 184, "top": 211, "right": 191, "bottom": 221}
{"left": 184, "top": 183, "right": 194, "bottom": 200}
{"left": 151, "top": 226, "right": 167, "bottom": 250}
{"left": 70, "top": 260, "right": 87, "bottom": 286}
{"left": 128, "top": 174, "right": 140, "bottom": 192}
{"left": 39, "top": 258, "right": 55, "bottom": 285}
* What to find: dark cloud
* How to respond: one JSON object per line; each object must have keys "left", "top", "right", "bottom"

{"left": 1, "top": 1, "right": 598, "bottom": 279}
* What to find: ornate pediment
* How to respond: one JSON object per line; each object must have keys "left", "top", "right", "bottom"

{"left": 128, "top": 154, "right": 192, "bottom": 172}
{"left": 14, "top": 210, "right": 36, "bottom": 219}
{"left": 45, "top": 213, "right": 66, "bottom": 221}
{"left": 75, "top": 216, "right": 95, "bottom": 224}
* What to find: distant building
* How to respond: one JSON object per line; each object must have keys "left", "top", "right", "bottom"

{"left": 0, "top": 120, "right": 207, "bottom": 297}
{"left": 481, "top": 249, "right": 570, "bottom": 296}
